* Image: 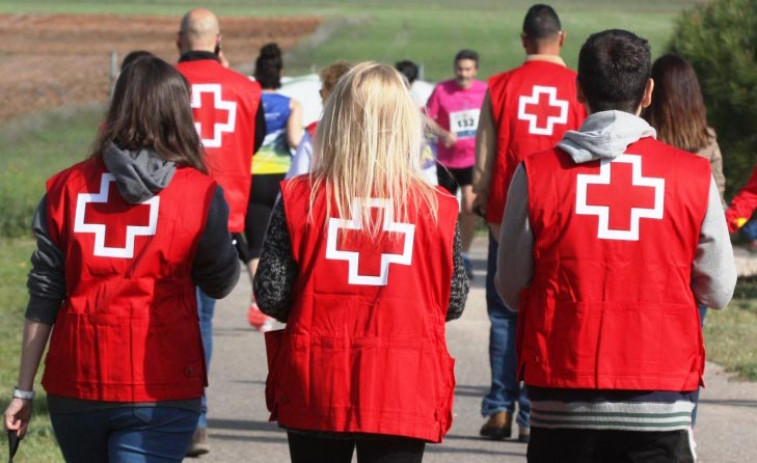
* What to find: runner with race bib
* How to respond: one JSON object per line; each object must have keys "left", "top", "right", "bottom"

{"left": 425, "top": 49, "right": 487, "bottom": 278}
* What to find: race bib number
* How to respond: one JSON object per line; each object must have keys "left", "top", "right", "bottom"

{"left": 450, "top": 109, "right": 480, "bottom": 139}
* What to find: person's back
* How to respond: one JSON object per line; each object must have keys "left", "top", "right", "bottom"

{"left": 486, "top": 59, "right": 584, "bottom": 224}
{"left": 2, "top": 57, "right": 240, "bottom": 463}
{"left": 254, "top": 62, "right": 469, "bottom": 462}
{"left": 474, "top": 3, "right": 585, "bottom": 443}
{"left": 495, "top": 29, "right": 736, "bottom": 463}
{"left": 175, "top": 8, "right": 262, "bottom": 234}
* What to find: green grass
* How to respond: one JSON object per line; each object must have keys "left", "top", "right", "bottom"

{"left": 703, "top": 278, "right": 757, "bottom": 380}
{"left": 0, "top": 0, "right": 698, "bottom": 80}
{"left": 0, "top": 107, "right": 103, "bottom": 238}
{"left": 0, "top": 239, "right": 62, "bottom": 463}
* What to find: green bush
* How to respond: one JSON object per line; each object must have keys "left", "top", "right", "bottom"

{"left": 668, "top": 0, "right": 757, "bottom": 198}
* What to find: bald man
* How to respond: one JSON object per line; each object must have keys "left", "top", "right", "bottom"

{"left": 176, "top": 8, "right": 265, "bottom": 457}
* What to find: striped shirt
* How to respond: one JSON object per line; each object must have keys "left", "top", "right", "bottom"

{"left": 528, "top": 387, "right": 696, "bottom": 432}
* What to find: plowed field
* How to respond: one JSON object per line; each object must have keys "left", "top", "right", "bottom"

{"left": 0, "top": 13, "right": 321, "bottom": 122}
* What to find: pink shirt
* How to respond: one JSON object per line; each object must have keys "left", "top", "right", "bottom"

{"left": 426, "top": 79, "right": 488, "bottom": 168}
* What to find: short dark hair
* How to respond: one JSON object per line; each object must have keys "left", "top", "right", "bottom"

{"left": 454, "top": 49, "right": 479, "bottom": 66}
{"left": 522, "top": 4, "right": 561, "bottom": 40}
{"left": 577, "top": 29, "right": 651, "bottom": 113}
{"left": 254, "top": 42, "right": 283, "bottom": 90}
{"left": 395, "top": 60, "right": 419, "bottom": 84}
{"left": 92, "top": 57, "right": 206, "bottom": 173}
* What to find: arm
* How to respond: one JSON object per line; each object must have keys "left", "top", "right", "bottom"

{"left": 5, "top": 197, "right": 62, "bottom": 437}
{"left": 3, "top": 320, "right": 53, "bottom": 437}
{"left": 26, "top": 196, "right": 66, "bottom": 324}
{"left": 692, "top": 178, "right": 737, "bottom": 309}
{"left": 472, "top": 91, "right": 496, "bottom": 219}
{"left": 286, "top": 98, "right": 305, "bottom": 150}
{"left": 446, "top": 222, "right": 470, "bottom": 321}
{"left": 425, "top": 116, "right": 457, "bottom": 148}
{"left": 254, "top": 103, "right": 267, "bottom": 154}
{"left": 191, "top": 186, "right": 241, "bottom": 299}
{"left": 494, "top": 163, "right": 533, "bottom": 311}
{"left": 254, "top": 199, "right": 298, "bottom": 322}
{"left": 286, "top": 132, "right": 313, "bottom": 179}
{"left": 707, "top": 138, "right": 727, "bottom": 203}
{"left": 424, "top": 87, "right": 457, "bottom": 148}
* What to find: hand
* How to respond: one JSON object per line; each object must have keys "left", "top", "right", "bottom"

{"left": 4, "top": 397, "right": 33, "bottom": 438}
{"left": 441, "top": 131, "right": 458, "bottom": 148}
{"left": 472, "top": 194, "right": 487, "bottom": 218}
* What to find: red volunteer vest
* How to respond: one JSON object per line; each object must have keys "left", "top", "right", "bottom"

{"left": 486, "top": 60, "right": 585, "bottom": 224}
{"left": 177, "top": 59, "right": 262, "bottom": 233}
{"left": 519, "top": 138, "right": 711, "bottom": 391}
{"left": 305, "top": 121, "right": 318, "bottom": 139}
{"left": 266, "top": 178, "right": 459, "bottom": 442}
{"left": 41, "top": 158, "right": 216, "bottom": 402}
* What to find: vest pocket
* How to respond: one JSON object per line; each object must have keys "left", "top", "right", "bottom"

{"left": 264, "top": 328, "right": 285, "bottom": 418}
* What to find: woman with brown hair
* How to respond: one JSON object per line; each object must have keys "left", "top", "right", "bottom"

{"left": 642, "top": 52, "right": 726, "bottom": 428}
{"left": 3, "top": 56, "right": 239, "bottom": 462}
{"left": 643, "top": 53, "right": 726, "bottom": 197}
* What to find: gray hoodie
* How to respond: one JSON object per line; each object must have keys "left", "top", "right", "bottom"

{"left": 494, "top": 110, "right": 737, "bottom": 311}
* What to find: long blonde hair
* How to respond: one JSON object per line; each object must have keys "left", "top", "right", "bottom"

{"left": 309, "top": 61, "right": 438, "bottom": 237}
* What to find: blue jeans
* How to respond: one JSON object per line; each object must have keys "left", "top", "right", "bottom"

{"left": 50, "top": 407, "right": 199, "bottom": 463}
{"left": 482, "top": 233, "right": 530, "bottom": 428}
{"left": 197, "top": 288, "right": 216, "bottom": 430}
{"left": 742, "top": 218, "right": 757, "bottom": 240}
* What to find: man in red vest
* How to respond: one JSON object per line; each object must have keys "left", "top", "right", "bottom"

{"left": 495, "top": 29, "right": 736, "bottom": 462}
{"left": 176, "top": 7, "right": 265, "bottom": 456}
{"left": 473, "top": 4, "right": 585, "bottom": 442}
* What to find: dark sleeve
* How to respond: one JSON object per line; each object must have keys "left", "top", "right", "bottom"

{"left": 254, "top": 103, "right": 267, "bottom": 154}
{"left": 25, "top": 196, "right": 66, "bottom": 324}
{"left": 192, "top": 186, "right": 241, "bottom": 299}
{"left": 446, "top": 221, "right": 470, "bottom": 321}
{"left": 253, "top": 198, "right": 298, "bottom": 323}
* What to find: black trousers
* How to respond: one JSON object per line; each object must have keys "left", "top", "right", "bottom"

{"left": 527, "top": 427, "right": 694, "bottom": 463}
{"left": 287, "top": 432, "right": 425, "bottom": 463}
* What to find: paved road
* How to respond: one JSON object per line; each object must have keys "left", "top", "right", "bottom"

{"left": 187, "top": 237, "right": 757, "bottom": 462}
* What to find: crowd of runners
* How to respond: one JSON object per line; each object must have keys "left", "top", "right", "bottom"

{"left": 3, "top": 3, "right": 757, "bottom": 463}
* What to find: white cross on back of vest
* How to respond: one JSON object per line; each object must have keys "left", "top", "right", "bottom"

{"left": 74, "top": 173, "right": 160, "bottom": 258}
{"left": 517, "top": 85, "right": 569, "bottom": 136}
{"left": 191, "top": 83, "right": 237, "bottom": 148}
{"left": 575, "top": 154, "right": 665, "bottom": 241}
{"left": 325, "top": 198, "right": 415, "bottom": 286}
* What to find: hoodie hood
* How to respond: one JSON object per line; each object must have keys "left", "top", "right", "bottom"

{"left": 102, "top": 143, "right": 176, "bottom": 204}
{"left": 557, "top": 110, "right": 657, "bottom": 164}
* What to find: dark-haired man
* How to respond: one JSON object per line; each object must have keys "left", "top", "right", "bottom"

{"left": 426, "top": 49, "right": 488, "bottom": 279}
{"left": 473, "top": 4, "right": 585, "bottom": 442}
{"left": 176, "top": 7, "right": 265, "bottom": 456}
{"left": 495, "top": 29, "right": 736, "bottom": 462}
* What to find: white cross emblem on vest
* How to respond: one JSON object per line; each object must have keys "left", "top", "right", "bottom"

{"left": 517, "top": 85, "right": 569, "bottom": 135}
{"left": 74, "top": 173, "right": 160, "bottom": 258}
{"left": 575, "top": 154, "right": 665, "bottom": 241}
{"left": 325, "top": 199, "right": 415, "bottom": 286}
{"left": 190, "top": 83, "right": 237, "bottom": 148}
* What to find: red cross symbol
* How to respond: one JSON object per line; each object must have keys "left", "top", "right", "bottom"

{"left": 517, "top": 85, "right": 569, "bottom": 135}
{"left": 326, "top": 199, "right": 415, "bottom": 286}
{"left": 191, "top": 83, "right": 237, "bottom": 148}
{"left": 74, "top": 173, "right": 160, "bottom": 258}
{"left": 575, "top": 154, "right": 665, "bottom": 241}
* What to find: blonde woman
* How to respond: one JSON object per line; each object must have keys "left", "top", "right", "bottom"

{"left": 254, "top": 62, "right": 469, "bottom": 463}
